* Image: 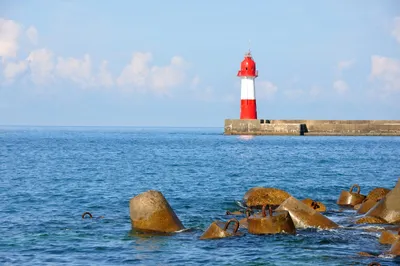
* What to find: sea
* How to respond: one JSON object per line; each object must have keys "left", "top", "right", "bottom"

{"left": 1, "top": 126, "right": 400, "bottom": 266}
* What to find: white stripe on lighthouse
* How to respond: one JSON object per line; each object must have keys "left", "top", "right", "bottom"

{"left": 240, "top": 77, "right": 256, "bottom": 100}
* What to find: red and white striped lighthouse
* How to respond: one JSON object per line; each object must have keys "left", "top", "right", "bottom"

{"left": 237, "top": 50, "right": 258, "bottom": 119}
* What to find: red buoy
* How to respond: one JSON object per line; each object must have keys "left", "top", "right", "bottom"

{"left": 237, "top": 50, "right": 258, "bottom": 119}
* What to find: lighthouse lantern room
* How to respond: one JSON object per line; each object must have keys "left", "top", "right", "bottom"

{"left": 237, "top": 50, "right": 258, "bottom": 119}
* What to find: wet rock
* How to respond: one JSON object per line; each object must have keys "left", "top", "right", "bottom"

{"left": 129, "top": 190, "right": 185, "bottom": 233}
{"left": 225, "top": 210, "right": 243, "bottom": 215}
{"left": 200, "top": 218, "right": 242, "bottom": 240}
{"left": 363, "top": 178, "right": 400, "bottom": 224}
{"left": 247, "top": 205, "right": 296, "bottom": 235}
{"left": 357, "top": 251, "right": 375, "bottom": 257}
{"left": 354, "top": 203, "right": 361, "bottom": 210}
{"left": 355, "top": 216, "right": 387, "bottom": 224}
{"left": 301, "top": 198, "right": 327, "bottom": 212}
{"left": 366, "top": 187, "right": 391, "bottom": 201}
{"left": 337, "top": 184, "right": 366, "bottom": 207}
{"left": 389, "top": 239, "right": 400, "bottom": 256}
{"left": 239, "top": 217, "right": 248, "bottom": 229}
{"left": 356, "top": 198, "right": 380, "bottom": 214}
{"left": 276, "top": 196, "right": 339, "bottom": 229}
{"left": 379, "top": 230, "right": 400, "bottom": 245}
{"left": 243, "top": 187, "right": 291, "bottom": 207}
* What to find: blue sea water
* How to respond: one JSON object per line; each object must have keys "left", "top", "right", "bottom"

{"left": 1, "top": 126, "right": 400, "bottom": 266}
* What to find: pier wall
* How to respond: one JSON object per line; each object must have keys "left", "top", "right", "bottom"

{"left": 224, "top": 119, "right": 400, "bottom": 136}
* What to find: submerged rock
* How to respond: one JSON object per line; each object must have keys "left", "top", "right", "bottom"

{"left": 129, "top": 190, "right": 185, "bottom": 233}
{"left": 390, "top": 239, "right": 400, "bottom": 256}
{"left": 276, "top": 196, "right": 339, "bottom": 229}
{"left": 247, "top": 205, "right": 296, "bottom": 235}
{"left": 301, "top": 198, "right": 327, "bottom": 212}
{"left": 200, "top": 218, "right": 242, "bottom": 240}
{"left": 243, "top": 187, "right": 291, "bottom": 207}
{"left": 337, "top": 184, "right": 366, "bottom": 207}
{"left": 379, "top": 230, "right": 400, "bottom": 245}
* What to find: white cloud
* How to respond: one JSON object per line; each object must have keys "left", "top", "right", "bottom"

{"left": 333, "top": 80, "right": 348, "bottom": 94}
{"left": 257, "top": 80, "right": 277, "bottom": 100}
{"left": 55, "top": 53, "right": 93, "bottom": 87}
{"left": 0, "top": 18, "right": 21, "bottom": 58}
{"left": 97, "top": 60, "right": 113, "bottom": 87}
{"left": 27, "top": 48, "right": 54, "bottom": 84}
{"left": 370, "top": 55, "right": 400, "bottom": 93}
{"left": 337, "top": 60, "right": 355, "bottom": 72}
{"left": 117, "top": 52, "right": 189, "bottom": 94}
{"left": 392, "top": 17, "right": 400, "bottom": 44}
{"left": 3, "top": 60, "right": 27, "bottom": 80}
{"left": 26, "top": 26, "right": 38, "bottom": 45}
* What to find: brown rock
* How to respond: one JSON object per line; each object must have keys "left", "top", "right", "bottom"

{"left": 355, "top": 216, "right": 387, "bottom": 224}
{"left": 239, "top": 217, "right": 248, "bottom": 229}
{"left": 301, "top": 198, "right": 327, "bottom": 212}
{"left": 200, "top": 218, "right": 242, "bottom": 240}
{"left": 357, "top": 251, "right": 375, "bottom": 257}
{"left": 389, "top": 239, "right": 400, "bottom": 256}
{"left": 366, "top": 187, "right": 391, "bottom": 201}
{"left": 363, "top": 178, "right": 400, "bottom": 224}
{"left": 276, "top": 196, "right": 339, "bottom": 229}
{"left": 354, "top": 203, "right": 361, "bottom": 210}
{"left": 247, "top": 205, "right": 296, "bottom": 235}
{"left": 337, "top": 184, "right": 366, "bottom": 207}
{"left": 129, "top": 190, "right": 184, "bottom": 233}
{"left": 225, "top": 210, "right": 243, "bottom": 215}
{"left": 379, "top": 230, "right": 400, "bottom": 245}
{"left": 243, "top": 187, "right": 291, "bottom": 207}
{"left": 356, "top": 198, "right": 380, "bottom": 214}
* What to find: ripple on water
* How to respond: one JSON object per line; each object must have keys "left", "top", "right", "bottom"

{"left": 1, "top": 127, "right": 400, "bottom": 265}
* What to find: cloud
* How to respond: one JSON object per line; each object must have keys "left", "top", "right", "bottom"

{"left": 97, "top": 60, "right": 113, "bottom": 87}
{"left": 27, "top": 48, "right": 54, "bottom": 84}
{"left": 55, "top": 53, "right": 93, "bottom": 87}
{"left": 333, "top": 80, "right": 348, "bottom": 94}
{"left": 257, "top": 80, "right": 277, "bottom": 100}
{"left": 392, "top": 17, "right": 400, "bottom": 44}
{"left": 337, "top": 60, "right": 355, "bottom": 72}
{"left": 0, "top": 18, "right": 21, "bottom": 58}
{"left": 3, "top": 60, "right": 27, "bottom": 80}
{"left": 370, "top": 55, "right": 400, "bottom": 93}
{"left": 26, "top": 26, "right": 38, "bottom": 45}
{"left": 117, "top": 52, "right": 189, "bottom": 95}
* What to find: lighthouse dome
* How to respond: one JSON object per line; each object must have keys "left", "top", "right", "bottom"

{"left": 237, "top": 51, "right": 258, "bottom": 77}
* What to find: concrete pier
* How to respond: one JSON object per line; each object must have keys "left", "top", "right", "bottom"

{"left": 224, "top": 119, "right": 400, "bottom": 136}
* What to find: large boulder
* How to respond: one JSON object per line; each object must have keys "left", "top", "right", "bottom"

{"left": 379, "top": 230, "right": 400, "bottom": 245}
{"left": 362, "top": 178, "right": 400, "bottom": 224}
{"left": 366, "top": 187, "right": 391, "bottom": 201}
{"left": 337, "top": 184, "right": 366, "bottom": 207}
{"left": 129, "top": 190, "right": 185, "bottom": 233}
{"left": 243, "top": 187, "right": 291, "bottom": 207}
{"left": 276, "top": 196, "right": 339, "bottom": 229}
{"left": 389, "top": 239, "right": 400, "bottom": 256}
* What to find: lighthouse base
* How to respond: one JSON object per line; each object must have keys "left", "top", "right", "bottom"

{"left": 224, "top": 119, "right": 400, "bottom": 136}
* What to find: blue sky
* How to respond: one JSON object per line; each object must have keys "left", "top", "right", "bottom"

{"left": 0, "top": 1, "right": 399, "bottom": 126}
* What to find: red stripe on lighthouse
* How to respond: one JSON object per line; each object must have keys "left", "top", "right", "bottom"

{"left": 240, "top": 99, "right": 257, "bottom": 119}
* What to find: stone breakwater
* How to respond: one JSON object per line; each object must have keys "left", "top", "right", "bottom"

{"left": 224, "top": 119, "right": 400, "bottom": 136}
{"left": 125, "top": 178, "right": 400, "bottom": 260}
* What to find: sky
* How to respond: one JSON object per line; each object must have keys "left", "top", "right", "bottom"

{"left": 0, "top": 1, "right": 400, "bottom": 127}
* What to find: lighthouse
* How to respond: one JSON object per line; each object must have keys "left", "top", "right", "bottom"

{"left": 237, "top": 50, "right": 258, "bottom": 119}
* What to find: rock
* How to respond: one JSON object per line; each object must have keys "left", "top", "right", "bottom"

{"left": 200, "top": 218, "right": 242, "bottom": 240}
{"left": 363, "top": 178, "right": 400, "bottom": 224}
{"left": 239, "top": 217, "right": 248, "bottom": 229}
{"left": 389, "top": 239, "right": 400, "bottom": 256}
{"left": 225, "top": 210, "right": 243, "bottom": 215}
{"left": 356, "top": 198, "right": 380, "bottom": 214}
{"left": 243, "top": 187, "right": 291, "bottom": 207}
{"left": 355, "top": 216, "right": 387, "bottom": 224}
{"left": 301, "top": 198, "right": 327, "bottom": 212}
{"left": 129, "top": 190, "right": 184, "bottom": 233}
{"left": 379, "top": 230, "right": 400, "bottom": 245}
{"left": 354, "top": 203, "right": 361, "bottom": 210}
{"left": 276, "top": 196, "right": 339, "bottom": 229}
{"left": 366, "top": 187, "right": 391, "bottom": 201}
{"left": 337, "top": 184, "right": 366, "bottom": 207}
{"left": 247, "top": 205, "right": 296, "bottom": 235}
{"left": 357, "top": 251, "right": 375, "bottom": 257}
